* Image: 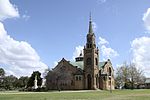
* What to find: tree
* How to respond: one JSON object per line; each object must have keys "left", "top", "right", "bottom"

{"left": 115, "top": 62, "right": 145, "bottom": 89}
{"left": 0, "top": 68, "right": 5, "bottom": 77}
{"left": 18, "top": 76, "right": 29, "bottom": 88}
{"left": 3, "top": 75, "right": 18, "bottom": 90}
{"left": 27, "top": 71, "right": 42, "bottom": 88}
{"left": 115, "top": 62, "right": 129, "bottom": 89}
{"left": 0, "top": 68, "right": 5, "bottom": 89}
{"left": 128, "top": 63, "right": 145, "bottom": 89}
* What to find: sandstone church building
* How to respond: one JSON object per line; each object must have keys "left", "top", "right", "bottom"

{"left": 46, "top": 16, "right": 115, "bottom": 90}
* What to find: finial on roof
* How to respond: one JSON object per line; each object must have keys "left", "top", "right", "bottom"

{"left": 89, "top": 12, "right": 92, "bottom": 21}
{"left": 88, "top": 12, "right": 93, "bottom": 34}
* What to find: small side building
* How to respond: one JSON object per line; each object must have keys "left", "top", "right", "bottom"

{"left": 145, "top": 78, "right": 150, "bottom": 89}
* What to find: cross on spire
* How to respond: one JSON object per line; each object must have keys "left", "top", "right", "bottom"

{"left": 89, "top": 12, "right": 92, "bottom": 21}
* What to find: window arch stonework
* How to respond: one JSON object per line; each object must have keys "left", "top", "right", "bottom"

{"left": 86, "top": 58, "right": 92, "bottom": 65}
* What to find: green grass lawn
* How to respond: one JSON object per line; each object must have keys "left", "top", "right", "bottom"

{"left": 0, "top": 89, "right": 150, "bottom": 100}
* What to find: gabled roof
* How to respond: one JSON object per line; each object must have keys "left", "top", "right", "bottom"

{"left": 53, "top": 58, "right": 77, "bottom": 71}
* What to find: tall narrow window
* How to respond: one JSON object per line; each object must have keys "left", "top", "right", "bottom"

{"left": 76, "top": 76, "right": 78, "bottom": 81}
{"left": 95, "top": 58, "right": 98, "bottom": 65}
{"left": 79, "top": 76, "right": 82, "bottom": 81}
{"left": 109, "top": 67, "right": 111, "bottom": 76}
{"left": 71, "top": 80, "right": 74, "bottom": 86}
{"left": 90, "top": 44, "right": 92, "bottom": 48}
{"left": 87, "top": 44, "right": 89, "bottom": 48}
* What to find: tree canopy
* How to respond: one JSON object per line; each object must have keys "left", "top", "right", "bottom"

{"left": 115, "top": 62, "right": 145, "bottom": 89}
{"left": 27, "top": 71, "right": 42, "bottom": 88}
{"left": 0, "top": 68, "right": 5, "bottom": 77}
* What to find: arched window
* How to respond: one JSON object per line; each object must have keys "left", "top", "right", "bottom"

{"left": 109, "top": 67, "right": 111, "bottom": 76}
{"left": 89, "top": 44, "right": 92, "bottom": 48}
{"left": 71, "top": 80, "right": 74, "bottom": 86}
{"left": 79, "top": 76, "right": 82, "bottom": 81}
{"left": 87, "top": 58, "right": 92, "bottom": 65}
{"left": 76, "top": 76, "right": 78, "bottom": 81}
{"left": 87, "top": 74, "right": 92, "bottom": 89}
{"left": 95, "top": 58, "right": 98, "bottom": 65}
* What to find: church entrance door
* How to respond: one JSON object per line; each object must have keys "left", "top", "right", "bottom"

{"left": 87, "top": 74, "right": 91, "bottom": 89}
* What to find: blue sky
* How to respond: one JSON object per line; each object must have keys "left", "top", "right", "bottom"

{"left": 0, "top": 0, "right": 150, "bottom": 77}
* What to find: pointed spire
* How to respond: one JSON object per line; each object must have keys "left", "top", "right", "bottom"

{"left": 88, "top": 12, "right": 93, "bottom": 34}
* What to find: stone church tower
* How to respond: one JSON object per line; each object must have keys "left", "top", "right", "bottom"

{"left": 83, "top": 15, "right": 100, "bottom": 90}
{"left": 46, "top": 15, "right": 115, "bottom": 90}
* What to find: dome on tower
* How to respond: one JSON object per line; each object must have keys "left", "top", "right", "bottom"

{"left": 75, "top": 52, "right": 83, "bottom": 62}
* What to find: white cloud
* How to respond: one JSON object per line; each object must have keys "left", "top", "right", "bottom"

{"left": 0, "top": 0, "right": 19, "bottom": 21}
{"left": 72, "top": 45, "right": 84, "bottom": 60}
{"left": 53, "top": 61, "right": 58, "bottom": 67}
{"left": 97, "top": 0, "right": 107, "bottom": 4}
{"left": 0, "top": 22, "right": 48, "bottom": 77}
{"left": 101, "top": 45, "right": 119, "bottom": 59}
{"left": 22, "top": 14, "right": 30, "bottom": 21}
{"left": 92, "top": 22, "right": 97, "bottom": 32}
{"left": 98, "top": 37, "right": 119, "bottom": 60}
{"left": 0, "top": 0, "right": 48, "bottom": 77}
{"left": 143, "top": 8, "right": 150, "bottom": 31}
{"left": 72, "top": 37, "right": 118, "bottom": 62}
{"left": 98, "top": 37, "right": 109, "bottom": 45}
{"left": 131, "top": 36, "right": 150, "bottom": 77}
